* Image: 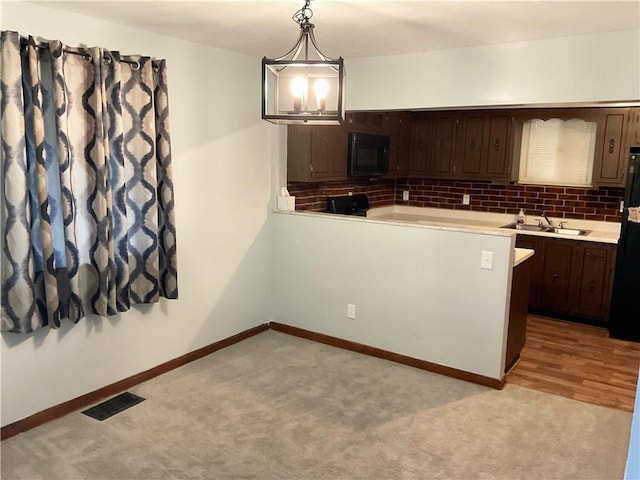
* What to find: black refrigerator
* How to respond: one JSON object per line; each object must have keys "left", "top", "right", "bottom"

{"left": 610, "top": 147, "right": 640, "bottom": 341}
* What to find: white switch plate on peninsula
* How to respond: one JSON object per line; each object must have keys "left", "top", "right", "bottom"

{"left": 480, "top": 251, "right": 494, "bottom": 270}
{"left": 347, "top": 304, "right": 356, "bottom": 319}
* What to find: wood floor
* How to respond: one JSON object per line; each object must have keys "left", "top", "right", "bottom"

{"left": 507, "top": 315, "right": 640, "bottom": 412}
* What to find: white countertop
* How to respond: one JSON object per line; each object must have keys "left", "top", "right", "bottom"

{"left": 367, "top": 205, "right": 621, "bottom": 244}
{"left": 514, "top": 248, "right": 535, "bottom": 267}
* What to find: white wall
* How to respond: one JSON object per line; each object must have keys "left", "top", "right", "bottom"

{"left": 1, "top": 1, "right": 275, "bottom": 426}
{"left": 345, "top": 29, "right": 640, "bottom": 110}
{"left": 271, "top": 213, "right": 515, "bottom": 380}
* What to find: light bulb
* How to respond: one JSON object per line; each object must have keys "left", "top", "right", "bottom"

{"left": 290, "top": 77, "right": 307, "bottom": 97}
{"left": 313, "top": 79, "right": 329, "bottom": 111}
{"left": 290, "top": 77, "right": 307, "bottom": 113}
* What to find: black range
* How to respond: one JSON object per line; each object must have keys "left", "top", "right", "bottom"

{"left": 326, "top": 194, "right": 369, "bottom": 217}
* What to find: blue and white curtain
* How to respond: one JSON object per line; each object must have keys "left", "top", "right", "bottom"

{"left": 0, "top": 31, "right": 178, "bottom": 333}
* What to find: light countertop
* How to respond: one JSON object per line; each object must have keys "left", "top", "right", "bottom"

{"left": 514, "top": 248, "right": 535, "bottom": 267}
{"left": 367, "top": 206, "right": 621, "bottom": 244}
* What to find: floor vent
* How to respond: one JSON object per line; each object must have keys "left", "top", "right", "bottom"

{"left": 82, "top": 392, "right": 145, "bottom": 421}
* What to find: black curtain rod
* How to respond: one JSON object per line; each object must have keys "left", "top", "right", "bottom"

{"left": 18, "top": 37, "right": 148, "bottom": 70}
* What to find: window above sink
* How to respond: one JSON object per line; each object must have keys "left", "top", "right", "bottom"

{"left": 517, "top": 118, "right": 597, "bottom": 187}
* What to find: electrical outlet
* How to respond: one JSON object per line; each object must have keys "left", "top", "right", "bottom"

{"left": 347, "top": 304, "right": 356, "bottom": 319}
{"left": 402, "top": 190, "right": 409, "bottom": 201}
{"left": 480, "top": 251, "right": 494, "bottom": 270}
{"left": 463, "top": 194, "right": 470, "bottom": 205}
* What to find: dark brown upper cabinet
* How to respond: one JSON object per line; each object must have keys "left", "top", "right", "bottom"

{"left": 429, "top": 115, "right": 457, "bottom": 178}
{"left": 456, "top": 113, "right": 486, "bottom": 178}
{"left": 286, "top": 106, "right": 635, "bottom": 185}
{"left": 455, "top": 112, "right": 512, "bottom": 182}
{"left": 410, "top": 111, "right": 512, "bottom": 182}
{"left": 385, "top": 111, "right": 413, "bottom": 178}
{"left": 485, "top": 114, "right": 512, "bottom": 181}
{"left": 410, "top": 117, "right": 431, "bottom": 177}
{"left": 287, "top": 124, "right": 347, "bottom": 182}
{"left": 592, "top": 108, "right": 629, "bottom": 187}
{"left": 345, "top": 111, "right": 389, "bottom": 134}
{"left": 627, "top": 107, "right": 640, "bottom": 149}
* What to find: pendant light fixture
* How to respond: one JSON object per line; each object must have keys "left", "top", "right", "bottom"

{"left": 262, "top": 0, "right": 345, "bottom": 125}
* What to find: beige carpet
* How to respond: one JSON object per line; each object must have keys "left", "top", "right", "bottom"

{"left": 1, "top": 330, "right": 632, "bottom": 479}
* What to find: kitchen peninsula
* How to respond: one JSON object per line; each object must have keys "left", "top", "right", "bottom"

{"left": 271, "top": 204, "right": 621, "bottom": 386}
{"left": 272, "top": 206, "right": 532, "bottom": 386}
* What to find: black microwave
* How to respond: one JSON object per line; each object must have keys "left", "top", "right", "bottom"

{"left": 347, "top": 132, "right": 389, "bottom": 176}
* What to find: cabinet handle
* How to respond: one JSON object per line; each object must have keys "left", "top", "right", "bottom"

{"left": 310, "top": 164, "right": 314, "bottom": 172}
{"left": 553, "top": 272, "right": 559, "bottom": 280}
{"left": 494, "top": 139, "right": 500, "bottom": 151}
{"left": 470, "top": 139, "right": 475, "bottom": 150}
{"left": 588, "top": 280, "right": 595, "bottom": 292}
{"left": 609, "top": 138, "right": 615, "bottom": 154}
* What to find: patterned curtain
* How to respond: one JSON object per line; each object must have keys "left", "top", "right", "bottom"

{"left": 0, "top": 31, "right": 178, "bottom": 333}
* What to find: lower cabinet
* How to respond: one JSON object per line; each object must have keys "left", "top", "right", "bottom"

{"left": 572, "top": 245, "right": 615, "bottom": 320}
{"left": 514, "top": 235, "right": 616, "bottom": 322}
{"left": 505, "top": 256, "right": 532, "bottom": 372}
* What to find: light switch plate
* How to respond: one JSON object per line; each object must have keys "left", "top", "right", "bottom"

{"left": 463, "top": 194, "right": 470, "bottom": 205}
{"left": 480, "top": 251, "right": 494, "bottom": 270}
{"left": 402, "top": 190, "right": 410, "bottom": 201}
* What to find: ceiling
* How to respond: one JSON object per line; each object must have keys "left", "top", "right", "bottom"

{"left": 35, "top": 0, "right": 640, "bottom": 58}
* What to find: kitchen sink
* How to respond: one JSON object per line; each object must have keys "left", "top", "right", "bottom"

{"left": 504, "top": 223, "right": 549, "bottom": 232}
{"left": 547, "top": 227, "right": 591, "bottom": 236}
{"left": 501, "top": 223, "right": 591, "bottom": 236}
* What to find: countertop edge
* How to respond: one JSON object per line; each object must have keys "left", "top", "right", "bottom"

{"left": 514, "top": 248, "right": 535, "bottom": 267}
{"left": 273, "top": 209, "right": 516, "bottom": 238}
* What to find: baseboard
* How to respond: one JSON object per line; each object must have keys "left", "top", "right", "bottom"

{"left": 1, "top": 323, "right": 269, "bottom": 441}
{"left": 269, "top": 322, "right": 506, "bottom": 390}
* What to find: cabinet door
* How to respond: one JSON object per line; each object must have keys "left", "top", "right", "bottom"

{"left": 386, "top": 112, "right": 412, "bottom": 178}
{"left": 346, "top": 111, "right": 389, "bottom": 134}
{"left": 310, "top": 126, "right": 347, "bottom": 180}
{"left": 627, "top": 107, "right": 640, "bottom": 148}
{"left": 456, "top": 114, "right": 485, "bottom": 178}
{"left": 485, "top": 114, "right": 511, "bottom": 181}
{"left": 430, "top": 117, "right": 457, "bottom": 177}
{"left": 287, "top": 125, "right": 313, "bottom": 182}
{"left": 539, "top": 239, "right": 575, "bottom": 314}
{"left": 515, "top": 235, "right": 544, "bottom": 310}
{"left": 572, "top": 244, "right": 615, "bottom": 321}
{"left": 410, "top": 119, "right": 431, "bottom": 177}
{"left": 287, "top": 125, "right": 346, "bottom": 182}
{"left": 593, "top": 110, "right": 628, "bottom": 186}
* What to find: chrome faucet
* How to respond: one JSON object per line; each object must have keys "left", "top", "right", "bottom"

{"left": 542, "top": 212, "right": 554, "bottom": 226}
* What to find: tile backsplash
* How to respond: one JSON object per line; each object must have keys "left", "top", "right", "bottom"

{"left": 287, "top": 179, "right": 396, "bottom": 212}
{"left": 288, "top": 178, "right": 624, "bottom": 223}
